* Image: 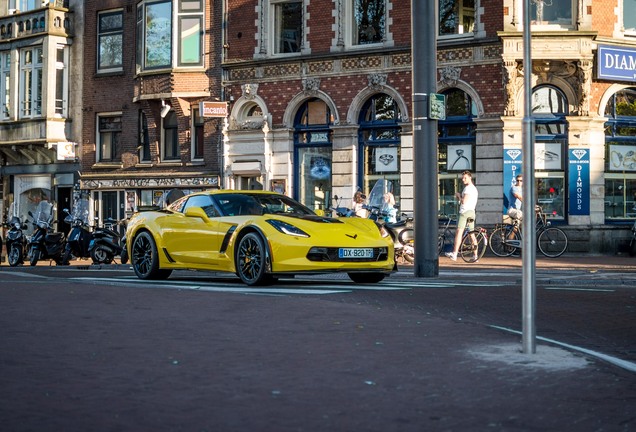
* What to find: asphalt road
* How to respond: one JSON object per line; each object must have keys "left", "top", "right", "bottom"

{"left": 1, "top": 257, "right": 635, "bottom": 431}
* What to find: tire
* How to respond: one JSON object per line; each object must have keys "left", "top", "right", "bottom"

{"left": 131, "top": 231, "right": 172, "bottom": 280}
{"left": 348, "top": 273, "right": 386, "bottom": 283}
{"left": 8, "top": 245, "right": 23, "bottom": 267}
{"left": 460, "top": 230, "right": 487, "bottom": 263}
{"left": 537, "top": 227, "right": 568, "bottom": 258}
{"left": 489, "top": 226, "right": 519, "bottom": 257}
{"left": 61, "top": 248, "right": 72, "bottom": 266}
{"left": 91, "top": 245, "right": 113, "bottom": 264}
{"left": 120, "top": 244, "right": 129, "bottom": 264}
{"left": 29, "top": 247, "right": 40, "bottom": 267}
{"left": 437, "top": 234, "right": 444, "bottom": 255}
{"left": 235, "top": 232, "right": 270, "bottom": 286}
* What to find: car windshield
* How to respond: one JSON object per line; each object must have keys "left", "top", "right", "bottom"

{"left": 214, "top": 193, "right": 315, "bottom": 217}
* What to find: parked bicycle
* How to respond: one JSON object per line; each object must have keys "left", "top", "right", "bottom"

{"left": 489, "top": 205, "right": 568, "bottom": 258}
{"left": 438, "top": 214, "right": 488, "bottom": 263}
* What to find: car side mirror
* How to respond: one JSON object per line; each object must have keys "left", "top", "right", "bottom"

{"left": 184, "top": 206, "right": 209, "bottom": 221}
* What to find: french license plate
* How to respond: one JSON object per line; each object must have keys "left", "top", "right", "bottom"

{"left": 338, "top": 248, "right": 373, "bottom": 259}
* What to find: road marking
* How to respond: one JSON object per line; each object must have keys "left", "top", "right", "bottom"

{"left": 543, "top": 287, "right": 615, "bottom": 292}
{"left": 490, "top": 325, "right": 636, "bottom": 373}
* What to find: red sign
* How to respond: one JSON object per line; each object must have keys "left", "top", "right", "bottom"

{"left": 200, "top": 101, "right": 228, "bottom": 118}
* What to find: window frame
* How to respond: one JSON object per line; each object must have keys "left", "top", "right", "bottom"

{"left": 191, "top": 107, "right": 205, "bottom": 160}
{"left": 54, "top": 44, "right": 69, "bottom": 118}
{"left": 438, "top": 0, "right": 475, "bottom": 40}
{"left": 162, "top": 110, "right": 180, "bottom": 161}
{"left": 139, "top": 110, "right": 151, "bottom": 162}
{"left": 624, "top": 0, "right": 636, "bottom": 36}
{"left": 0, "top": 51, "right": 10, "bottom": 120}
{"left": 19, "top": 46, "right": 43, "bottom": 119}
{"left": 528, "top": 0, "right": 576, "bottom": 30}
{"left": 96, "top": 113, "right": 123, "bottom": 163}
{"left": 97, "top": 9, "right": 124, "bottom": 73}
{"left": 270, "top": 0, "right": 304, "bottom": 56}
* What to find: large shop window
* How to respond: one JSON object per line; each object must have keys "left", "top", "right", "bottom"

{"left": 136, "top": 0, "right": 204, "bottom": 71}
{"left": 439, "top": 0, "right": 475, "bottom": 37}
{"left": 97, "top": 114, "right": 122, "bottom": 162}
{"left": 97, "top": 10, "right": 123, "bottom": 73}
{"left": 604, "top": 88, "right": 636, "bottom": 220}
{"left": 438, "top": 88, "right": 476, "bottom": 217}
{"left": 293, "top": 98, "right": 333, "bottom": 211}
{"left": 358, "top": 94, "right": 402, "bottom": 203}
{"left": 272, "top": 0, "right": 303, "bottom": 54}
{"left": 352, "top": 0, "right": 385, "bottom": 45}
{"left": 533, "top": 85, "right": 568, "bottom": 220}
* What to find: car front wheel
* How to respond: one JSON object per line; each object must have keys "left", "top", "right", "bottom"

{"left": 236, "top": 232, "right": 270, "bottom": 286}
{"left": 131, "top": 231, "right": 172, "bottom": 280}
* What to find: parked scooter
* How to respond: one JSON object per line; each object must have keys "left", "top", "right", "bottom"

{"left": 89, "top": 217, "right": 124, "bottom": 264}
{"left": 364, "top": 179, "right": 415, "bottom": 263}
{"left": 28, "top": 201, "right": 66, "bottom": 266}
{"left": 61, "top": 198, "right": 93, "bottom": 265}
{"left": 3, "top": 204, "right": 28, "bottom": 267}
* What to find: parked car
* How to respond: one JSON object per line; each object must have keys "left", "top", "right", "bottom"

{"left": 126, "top": 190, "right": 395, "bottom": 286}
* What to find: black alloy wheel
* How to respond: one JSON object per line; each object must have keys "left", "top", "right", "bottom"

{"left": 131, "top": 231, "right": 172, "bottom": 280}
{"left": 236, "top": 232, "right": 270, "bottom": 286}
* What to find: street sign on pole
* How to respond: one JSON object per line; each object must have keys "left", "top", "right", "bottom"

{"left": 429, "top": 93, "right": 446, "bottom": 120}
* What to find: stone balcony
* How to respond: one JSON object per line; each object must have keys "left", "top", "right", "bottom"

{"left": 0, "top": 1, "right": 72, "bottom": 41}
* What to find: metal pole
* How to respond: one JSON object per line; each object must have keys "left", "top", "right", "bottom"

{"left": 521, "top": 0, "right": 537, "bottom": 354}
{"left": 411, "top": 0, "right": 439, "bottom": 277}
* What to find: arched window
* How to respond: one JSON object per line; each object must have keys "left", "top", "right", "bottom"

{"left": 604, "top": 88, "right": 636, "bottom": 220}
{"left": 357, "top": 94, "right": 402, "bottom": 201}
{"left": 438, "top": 88, "right": 477, "bottom": 217}
{"left": 533, "top": 85, "right": 568, "bottom": 220}
{"left": 293, "top": 98, "right": 333, "bottom": 210}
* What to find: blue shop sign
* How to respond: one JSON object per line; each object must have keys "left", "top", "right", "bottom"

{"left": 597, "top": 45, "right": 636, "bottom": 82}
{"left": 568, "top": 149, "right": 590, "bottom": 216}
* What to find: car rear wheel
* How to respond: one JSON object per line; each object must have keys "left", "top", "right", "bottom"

{"left": 131, "top": 231, "right": 172, "bottom": 280}
{"left": 236, "top": 232, "right": 270, "bottom": 286}
{"left": 348, "top": 273, "right": 385, "bottom": 283}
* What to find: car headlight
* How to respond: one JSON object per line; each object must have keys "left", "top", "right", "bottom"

{"left": 266, "top": 219, "right": 310, "bottom": 238}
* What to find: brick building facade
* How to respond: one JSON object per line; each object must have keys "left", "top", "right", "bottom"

{"left": 79, "top": 0, "right": 224, "bottom": 225}
{"left": 222, "top": 0, "right": 636, "bottom": 253}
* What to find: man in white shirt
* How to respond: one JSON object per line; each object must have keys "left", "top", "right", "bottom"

{"left": 446, "top": 170, "right": 478, "bottom": 261}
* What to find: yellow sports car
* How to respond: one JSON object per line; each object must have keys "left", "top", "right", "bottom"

{"left": 126, "top": 190, "right": 395, "bottom": 285}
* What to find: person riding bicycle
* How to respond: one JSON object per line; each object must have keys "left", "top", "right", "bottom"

{"left": 508, "top": 174, "right": 523, "bottom": 221}
{"left": 446, "top": 171, "right": 478, "bottom": 261}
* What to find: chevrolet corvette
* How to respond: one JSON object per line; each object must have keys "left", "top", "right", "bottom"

{"left": 126, "top": 190, "right": 395, "bottom": 285}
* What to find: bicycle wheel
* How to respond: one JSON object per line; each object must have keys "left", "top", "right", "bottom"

{"left": 460, "top": 230, "right": 486, "bottom": 263}
{"left": 488, "top": 225, "right": 519, "bottom": 257}
{"left": 537, "top": 227, "right": 568, "bottom": 258}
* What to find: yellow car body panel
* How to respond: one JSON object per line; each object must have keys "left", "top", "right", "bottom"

{"left": 126, "top": 190, "right": 395, "bottom": 283}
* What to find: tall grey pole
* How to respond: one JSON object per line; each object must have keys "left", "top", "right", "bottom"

{"left": 521, "top": 0, "right": 537, "bottom": 353}
{"left": 412, "top": 0, "right": 439, "bottom": 277}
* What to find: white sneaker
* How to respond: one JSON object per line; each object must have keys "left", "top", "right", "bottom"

{"left": 445, "top": 252, "right": 457, "bottom": 261}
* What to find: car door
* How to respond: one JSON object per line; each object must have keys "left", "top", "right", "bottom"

{"left": 163, "top": 195, "right": 220, "bottom": 266}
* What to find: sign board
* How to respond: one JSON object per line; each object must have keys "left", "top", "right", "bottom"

{"left": 597, "top": 45, "right": 636, "bottom": 83}
{"left": 429, "top": 93, "right": 446, "bottom": 120}
{"left": 56, "top": 142, "right": 76, "bottom": 161}
{"left": 568, "top": 149, "right": 590, "bottom": 215}
{"left": 199, "top": 101, "right": 228, "bottom": 118}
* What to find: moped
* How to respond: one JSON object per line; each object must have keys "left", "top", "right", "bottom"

{"left": 89, "top": 217, "right": 124, "bottom": 264}
{"left": 61, "top": 198, "right": 93, "bottom": 265}
{"left": 3, "top": 208, "right": 28, "bottom": 267}
{"left": 28, "top": 201, "right": 66, "bottom": 266}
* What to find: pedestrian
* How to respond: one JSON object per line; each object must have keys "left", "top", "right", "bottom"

{"left": 446, "top": 170, "right": 478, "bottom": 261}
{"left": 352, "top": 191, "right": 368, "bottom": 218}
{"left": 382, "top": 192, "right": 397, "bottom": 223}
{"left": 508, "top": 174, "right": 523, "bottom": 220}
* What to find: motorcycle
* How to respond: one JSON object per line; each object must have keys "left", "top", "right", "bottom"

{"left": 3, "top": 204, "right": 28, "bottom": 267}
{"left": 61, "top": 198, "right": 93, "bottom": 265}
{"left": 89, "top": 217, "right": 124, "bottom": 264}
{"left": 119, "top": 218, "right": 129, "bottom": 265}
{"left": 28, "top": 201, "right": 66, "bottom": 266}
{"left": 364, "top": 179, "right": 415, "bottom": 263}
